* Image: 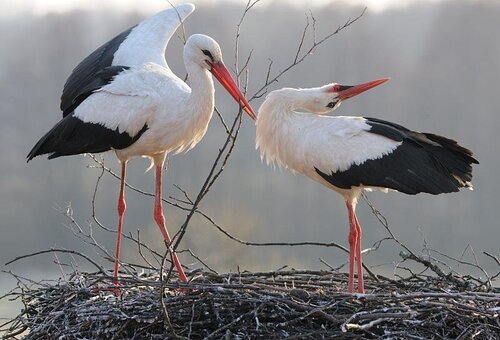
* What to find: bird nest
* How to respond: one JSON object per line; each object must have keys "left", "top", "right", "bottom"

{"left": 3, "top": 268, "right": 499, "bottom": 339}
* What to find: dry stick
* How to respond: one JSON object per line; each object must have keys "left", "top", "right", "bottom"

{"left": 187, "top": 303, "right": 196, "bottom": 339}
{"left": 160, "top": 290, "right": 178, "bottom": 340}
{"left": 251, "top": 8, "right": 366, "bottom": 100}
{"left": 2, "top": 325, "right": 28, "bottom": 339}
{"left": 361, "top": 193, "right": 414, "bottom": 255}
{"left": 190, "top": 207, "right": 379, "bottom": 280}
{"left": 203, "top": 304, "right": 263, "bottom": 339}
{"left": 186, "top": 249, "right": 219, "bottom": 275}
{"left": 88, "top": 158, "right": 358, "bottom": 251}
{"left": 136, "top": 230, "right": 159, "bottom": 270}
{"left": 431, "top": 247, "right": 491, "bottom": 287}
{"left": 167, "top": 0, "right": 187, "bottom": 44}
{"left": 5, "top": 248, "right": 109, "bottom": 277}
{"left": 60, "top": 212, "right": 142, "bottom": 280}
{"left": 2, "top": 270, "right": 49, "bottom": 291}
{"left": 399, "top": 252, "right": 469, "bottom": 288}
{"left": 170, "top": 183, "right": 348, "bottom": 251}
{"left": 234, "top": 0, "right": 261, "bottom": 83}
{"left": 484, "top": 251, "right": 500, "bottom": 266}
{"left": 344, "top": 317, "right": 398, "bottom": 332}
{"left": 54, "top": 173, "right": 151, "bottom": 280}
{"left": 214, "top": 106, "right": 231, "bottom": 134}
{"left": 52, "top": 252, "right": 67, "bottom": 282}
{"left": 56, "top": 168, "right": 115, "bottom": 262}
{"left": 483, "top": 251, "right": 500, "bottom": 282}
{"left": 362, "top": 193, "right": 495, "bottom": 290}
{"left": 361, "top": 193, "right": 464, "bottom": 284}
{"left": 164, "top": 175, "right": 380, "bottom": 280}
{"left": 319, "top": 258, "right": 345, "bottom": 271}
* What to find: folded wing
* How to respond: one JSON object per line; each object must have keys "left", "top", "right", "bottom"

{"left": 316, "top": 117, "right": 478, "bottom": 195}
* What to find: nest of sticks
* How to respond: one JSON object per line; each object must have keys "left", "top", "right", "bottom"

{"left": 3, "top": 266, "right": 499, "bottom": 339}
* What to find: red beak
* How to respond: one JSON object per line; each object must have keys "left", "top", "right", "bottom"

{"left": 209, "top": 61, "right": 257, "bottom": 120}
{"left": 337, "top": 77, "right": 390, "bottom": 101}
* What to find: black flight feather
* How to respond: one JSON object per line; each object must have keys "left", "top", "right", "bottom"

{"left": 27, "top": 116, "right": 148, "bottom": 161}
{"left": 315, "top": 117, "right": 478, "bottom": 195}
{"left": 60, "top": 26, "right": 135, "bottom": 116}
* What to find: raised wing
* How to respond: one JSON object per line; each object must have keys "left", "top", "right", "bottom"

{"left": 316, "top": 117, "right": 478, "bottom": 195}
{"left": 60, "top": 3, "right": 195, "bottom": 117}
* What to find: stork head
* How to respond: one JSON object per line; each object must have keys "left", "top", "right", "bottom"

{"left": 185, "top": 34, "right": 223, "bottom": 68}
{"left": 185, "top": 34, "right": 256, "bottom": 119}
{"left": 296, "top": 78, "right": 390, "bottom": 115}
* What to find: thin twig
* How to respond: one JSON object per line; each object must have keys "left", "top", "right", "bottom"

{"left": 5, "top": 248, "right": 109, "bottom": 277}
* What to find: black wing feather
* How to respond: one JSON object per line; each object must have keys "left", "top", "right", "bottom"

{"left": 27, "top": 26, "right": 148, "bottom": 162}
{"left": 316, "top": 117, "right": 479, "bottom": 195}
{"left": 27, "top": 115, "right": 148, "bottom": 161}
{"left": 60, "top": 26, "right": 135, "bottom": 116}
{"left": 68, "top": 65, "right": 131, "bottom": 110}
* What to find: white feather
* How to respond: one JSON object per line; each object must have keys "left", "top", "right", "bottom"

{"left": 113, "top": 3, "right": 195, "bottom": 68}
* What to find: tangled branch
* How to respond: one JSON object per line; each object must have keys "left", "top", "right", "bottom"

{"left": 2, "top": 268, "right": 498, "bottom": 339}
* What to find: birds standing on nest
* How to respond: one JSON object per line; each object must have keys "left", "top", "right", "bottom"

{"left": 28, "top": 3, "right": 478, "bottom": 294}
{"left": 255, "top": 79, "right": 478, "bottom": 293}
{"left": 27, "top": 3, "right": 256, "bottom": 285}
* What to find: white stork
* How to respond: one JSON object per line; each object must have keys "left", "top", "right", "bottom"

{"left": 27, "top": 3, "right": 256, "bottom": 285}
{"left": 256, "top": 78, "right": 478, "bottom": 293}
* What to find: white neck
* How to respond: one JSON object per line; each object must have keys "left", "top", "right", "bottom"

{"left": 256, "top": 89, "right": 307, "bottom": 129}
{"left": 256, "top": 89, "right": 301, "bottom": 167}
{"left": 267, "top": 88, "right": 324, "bottom": 112}
{"left": 184, "top": 59, "right": 215, "bottom": 120}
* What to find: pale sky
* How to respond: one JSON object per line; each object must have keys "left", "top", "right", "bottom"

{"left": 2, "top": 0, "right": 448, "bottom": 17}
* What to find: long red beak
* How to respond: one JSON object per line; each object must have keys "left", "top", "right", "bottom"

{"left": 209, "top": 61, "right": 257, "bottom": 120}
{"left": 337, "top": 77, "right": 390, "bottom": 101}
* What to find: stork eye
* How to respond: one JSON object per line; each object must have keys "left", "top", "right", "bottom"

{"left": 202, "top": 49, "right": 214, "bottom": 61}
{"left": 327, "top": 101, "right": 337, "bottom": 108}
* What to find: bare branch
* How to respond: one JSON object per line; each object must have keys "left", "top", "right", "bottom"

{"left": 167, "top": 0, "right": 188, "bottom": 44}
{"left": 251, "top": 7, "right": 366, "bottom": 100}
{"left": 5, "top": 248, "right": 109, "bottom": 277}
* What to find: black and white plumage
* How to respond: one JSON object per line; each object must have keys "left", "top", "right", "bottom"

{"left": 256, "top": 78, "right": 478, "bottom": 293}
{"left": 27, "top": 3, "right": 256, "bottom": 287}
{"left": 316, "top": 117, "right": 476, "bottom": 195}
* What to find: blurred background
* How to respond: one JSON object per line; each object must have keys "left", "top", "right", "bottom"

{"left": 1, "top": 0, "right": 498, "bottom": 320}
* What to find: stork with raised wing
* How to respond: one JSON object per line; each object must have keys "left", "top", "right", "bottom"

{"left": 27, "top": 3, "right": 256, "bottom": 284}
{"left": 256, "top": 78, "right": 478, "bottom": 293}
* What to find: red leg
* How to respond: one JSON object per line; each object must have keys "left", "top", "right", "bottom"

{"left": 114, "top": 162, "right": 127, "bottom": 283}
{"left": 345, "top": 201, "right": 358, "bottom": 293}
{"left": 353, "top": 212, "right": 365, "bottom": 293}
{"left": 154, "top": 165, "right": 188, "bottom": 283}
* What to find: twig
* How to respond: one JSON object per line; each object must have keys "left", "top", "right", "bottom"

{"left": 5, "top": 248, "right": 109, "bottom": 277}
{"left": 251, "top": 7, "right": 366, "bottom": 100}
{"left": 399, "top": 251, "right": 468, "bottom": 288}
